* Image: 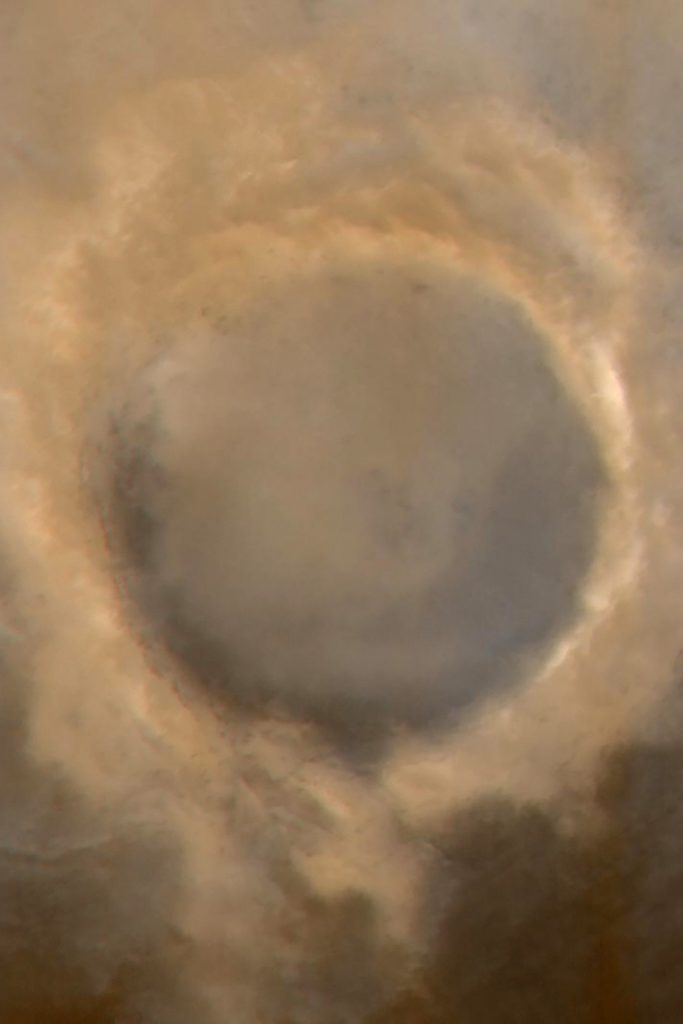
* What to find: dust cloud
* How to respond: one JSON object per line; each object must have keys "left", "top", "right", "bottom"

{"left": 0, "top": 1, "right": 682, "bottom": 1021}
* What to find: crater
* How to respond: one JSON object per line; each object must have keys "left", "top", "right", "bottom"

{"left": 101, "top": 260, "right": 606, "bottom": 739}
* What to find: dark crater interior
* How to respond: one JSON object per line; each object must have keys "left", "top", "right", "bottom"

{"left": 98, "top": 262, "right": 606, "bottom": 744}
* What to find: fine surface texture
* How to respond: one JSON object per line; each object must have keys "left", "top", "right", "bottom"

{"left": 0, "top": 2, "right": 682, "bottom": 1021}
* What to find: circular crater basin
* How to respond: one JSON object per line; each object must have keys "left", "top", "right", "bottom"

{"left": 104, "top": 259, "right": 605, "bottom": 736}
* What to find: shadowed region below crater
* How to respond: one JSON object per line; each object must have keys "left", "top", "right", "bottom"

{"left": 369, "top": 727, "right": 683, "bottom": 1024}
{"left": 98, "top": 260, "right": 606, "bottom": 743}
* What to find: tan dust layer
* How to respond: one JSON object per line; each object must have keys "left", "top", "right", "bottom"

{"left": 0, "top": 2, "right": 682, "bottom": 1021}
